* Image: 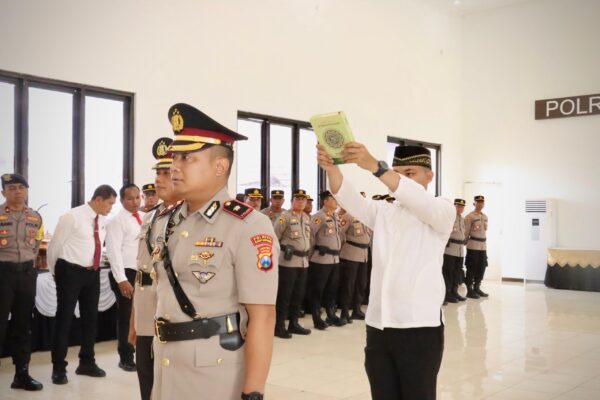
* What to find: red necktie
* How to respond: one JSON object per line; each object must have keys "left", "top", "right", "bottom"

{"left": 133, "top": 212, "right": 142, "bottom": 225}
{"left": 93, "top": 215, "right": 101, "bottom": 271}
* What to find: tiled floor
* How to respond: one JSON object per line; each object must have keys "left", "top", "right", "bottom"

{"left": 1, "top": 282, "right": 599, "bottom": 399}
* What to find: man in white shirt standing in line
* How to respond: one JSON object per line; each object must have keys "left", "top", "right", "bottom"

{"left": 48, "top": 185, "right": 117, "bottom": 385}
{"left": 317, "top": 142, "right": 454, "bottom": 400}
{"left": 106, "top": 183, "right": 143, "bottom": 372}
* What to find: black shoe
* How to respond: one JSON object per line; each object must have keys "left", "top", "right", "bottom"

{"left": 118, "top": 360, "right": 137, "bottom": 372}
{"left": 288, "top": 320, "right": 311, "bottom": 335}
{"left": 452, "top": 290, "right": 467, "bottom": 302}
{"left": 466, "top": 288, "right": 480, "bottom": 299}
{"left": 51, "top": 368, "right": 68, "bottom": 385}
{"left": 312, "top": 314, "right": 328, "bottom": 330}
{"left": 445, "top": 293, "right": 459, "bottom": 304}
{"left": 75, "top": 363, "right": 106, "bottom": 377}
{"left": 275, "top": 323, "right": 292, "bottom": 338}
{"left": 475, "top": 285, "right": 489, "bottom": 297}
{"left": 12, "top": 367, "right": 43, "bottom": 391}
{"left": 325, "top": 309, "right": 346, "bottom": 327}
{"left": 340, "top": 310, "right": 353, "bottom": 324}
{"left": 351, "top": 309, "right": 365, "bottom": 320}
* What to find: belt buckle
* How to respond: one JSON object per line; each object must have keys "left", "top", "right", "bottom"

{"left": 155, "top": 319, "right": 167, "bottom": 343}
{"left": 135, "top": 271, "right": 142, "bottom": 286}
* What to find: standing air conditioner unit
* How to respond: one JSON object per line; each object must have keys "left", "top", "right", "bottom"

{"left": 525, "top": 199, "right": 557, "bottom": 282}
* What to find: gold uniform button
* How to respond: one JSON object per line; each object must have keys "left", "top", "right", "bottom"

{"left": 164, "top": 314, "right": 171, "bottom": 321}
{"left": 181, "top": 231, "right": 189, "bottom": 238}
{"left": 140, "top": 287, "right": 145, "bottom": 291}
{"left": 142, "top": 264, "right": 147, "bottom": 270}
{"left": 161, "top": 358, "right": 170, "bottom": 367}
{"left": 217, "top": 358, "right": 223, "bottom": 365}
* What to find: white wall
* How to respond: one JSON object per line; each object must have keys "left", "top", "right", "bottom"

{"left": 462, "top": 0, "right": 600, "bottom": 278}
{"left": 0, "top": 0, "right": 463, "bottom": 204}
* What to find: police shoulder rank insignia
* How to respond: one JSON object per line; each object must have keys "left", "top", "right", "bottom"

{"left": 223, "top": 200, "right": 252, "bottom": 220}
{"left": 251, "top": 234, "right": 274, "bottom": 272}
{"left": 204, "top": 201, "right": 220, "bottom": 219}
{"left": 192, "top": 271, "right": 216, "bottom": 284}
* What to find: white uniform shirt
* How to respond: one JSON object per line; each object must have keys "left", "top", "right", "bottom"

{"left": 47, "top": 203, "right": 107, "bottom": 274}
{"left": 106, "top": 208, "right": 144, "bottom": 282}
{"left": 334, "top": 176, "right": 455, "bottom": 329}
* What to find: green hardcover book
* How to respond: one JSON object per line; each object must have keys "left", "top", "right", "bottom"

{"left": 309, "top": 111, "right": 355, "bottom": 165}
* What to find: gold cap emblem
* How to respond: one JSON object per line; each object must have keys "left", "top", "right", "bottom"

{"left": 171, "top": 109, "right": 184, "bottom": 132}
{"left": 156, "top": 140, "right": 169, "bottom": 157}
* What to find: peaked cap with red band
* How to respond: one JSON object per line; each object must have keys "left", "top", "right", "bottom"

{"left": 168, "top": 103, "right": 247, "bottom": 152}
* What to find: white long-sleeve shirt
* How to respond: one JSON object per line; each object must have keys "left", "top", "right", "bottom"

{"left": 47, "top": 203, "right": 107, "bottom": 274}
{"left": 333, "top": 175, "right": 455, "bottom": 329}
{"left": 106, "top": 208, "right": 143, "bottom": 283}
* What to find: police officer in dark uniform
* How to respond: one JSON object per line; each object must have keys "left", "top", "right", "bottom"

{"left": 0, "top": 173, "right": 44, "bottom": 391}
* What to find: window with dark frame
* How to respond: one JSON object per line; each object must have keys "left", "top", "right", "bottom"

{"left": 387, "top": 136, "right": 442, "bottom": 196}
{"left": 236, "top": 111, "right": 326, "bottom": 210}
{"left": 0, "top": 70, "right": 134, "bottom": 233}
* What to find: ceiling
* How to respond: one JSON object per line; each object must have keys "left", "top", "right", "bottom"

{"left": 422, "top": 0, "right": 545, "bottom": 15}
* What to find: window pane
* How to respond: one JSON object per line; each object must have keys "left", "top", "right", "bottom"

{"left": 28, "top": 87, "right": 73, "bottom": 235}
{"left": 236, "top": 119, "right": 262, "bottom": 197}
{"left": 299, "top": 128, "right": 318, "bottom": 205}
{"left": 0, "top": 82, "right": 15, "bottom": 173}
{"left": 85, "top": 95, "right": 124, "bottom": 217}
{"left": 427, "top": 146, "right": 438, "bottom": 196}
{"left": 269, "top": 124, "right": 292, "bottom": 209}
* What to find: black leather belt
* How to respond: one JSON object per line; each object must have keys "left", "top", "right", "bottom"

{"left": 316, "top": 245, "right": 340, "bottom": 256}
{"left": 346, "top": 240, "right": 369, "bottom": 249}
{"left": 448, "top": 238, "right": 465, "bottom": 245}
{"left": 0, "top": 260, "right": 34, "bottom": 272}
{"left": 470, "top": 237, "right": 486, "bottom": 242}
{"left": 292, "top": 249, "right": 309, "bottom": 257}
{"left": 155, "top": 312, "right": 240, "bottom": 343}
{"left": 136, "top": 270, "right": 153, "bottom": 286}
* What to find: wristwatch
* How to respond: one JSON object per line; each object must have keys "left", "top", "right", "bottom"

{"left": 241, "top": 392, "right": 263, "bottom": 400}
{"left": 372, "top": 160, "right": 389, "bottom": 178}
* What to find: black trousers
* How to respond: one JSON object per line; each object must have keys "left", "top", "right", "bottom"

{"left": 109, "top": 268, "right": 137, "bottom": 363}
{"left": 338, "top": 259, "right": 360, "bottom": 311}
{"left": 276, "top": 266, "right": 308, "bottom": 323}
{"left": 465, "top": 249, "right": 488, "bottom": 285}
{"left": 51, "top": 259, "right": 100, "bottom": 368}
{"left": 365, "top": 324, "right": 444, "bottom": 400}
{"left": 0, "top": 261, "right": 37, "bottom": 367}
{"left": 442, "top": 254, "right": 464, "bottom": 293}
{"left": 135, "top": 335, "right": 154, "bottom": 400}
{"left": 307, "top": 262, "right": 339, "bottom": 312}
{"left": 353, "top": 261, "right": 369, "bottom": 310}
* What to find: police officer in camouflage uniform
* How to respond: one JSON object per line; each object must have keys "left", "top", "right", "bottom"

{"left": 273, "top": 189, "right": 311, "bottom": 339}
{"left": 0, "top": 173, "right": 44, "bottom": 391}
